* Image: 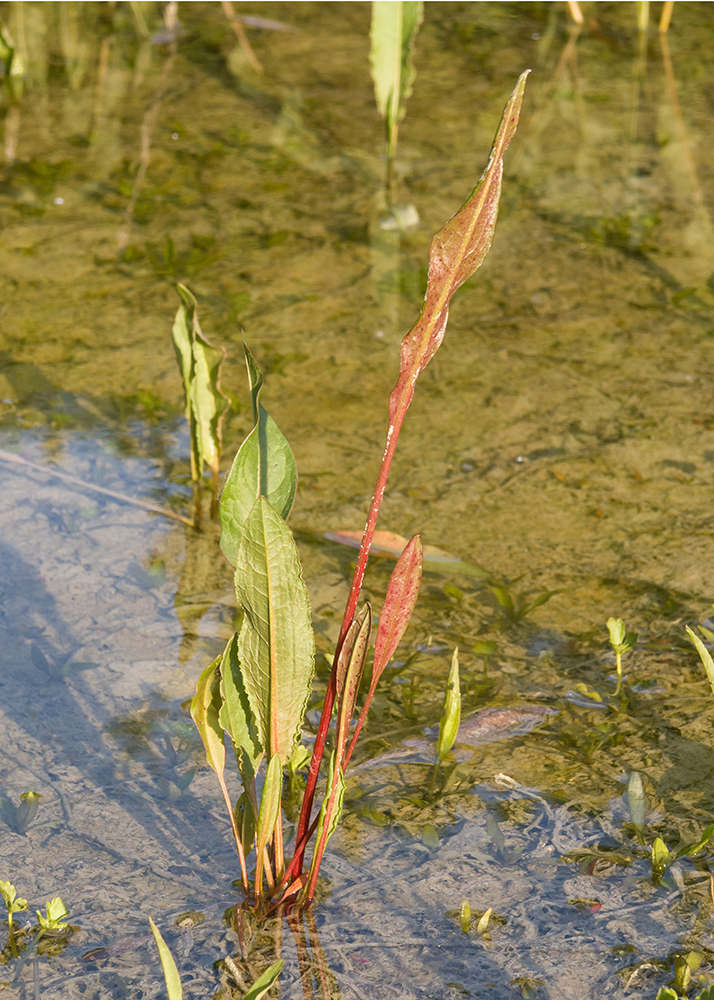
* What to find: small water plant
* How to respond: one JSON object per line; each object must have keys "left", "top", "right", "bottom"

{"left": 606, "top": 616, "right": 637, "bottom": 694}
{"left": 189, "top": 71, "right": 529, "bottom": 912}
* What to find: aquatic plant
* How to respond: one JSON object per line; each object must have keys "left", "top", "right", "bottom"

{"left": 190, "top": 71, "right": 529, "bottom": 911}
{"left": 435, "top": 648, "right": 461, "bottom": 766}
{"left": 606, "top": 616, "right": 637, "bottom": 694}
{"left": 149, "top": 916, "right": 283, "bottom": 1000}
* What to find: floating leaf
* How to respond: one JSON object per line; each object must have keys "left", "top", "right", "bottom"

{"left": 243, "top": 959, "right": 284, "bottom": 1000}
{"left": 220, "top": 342, "right": 297, "bottom": 566}
{"left": 686, "top": 625, "right": 714, "bottom": 696}
{"left": 436, "top": 648, "right": 461, "bottom": 764}
{"left": 218, "top": 634, "right": 264, "bottom": 784}
{"left": 235, "top": 498, "right": 315, "bottom": 764}
{"left": 149, "top": 917, "right": 183, "bottom": 1000}
{"left": 370, "top": 1, "right": 423, "bottom": 158}
{"left": 172, "top": 284, "right": 228, "bottom": 482}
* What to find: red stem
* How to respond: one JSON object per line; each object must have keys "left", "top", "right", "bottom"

{"left": 290, "top": 418, "right": 403, "bottom": 874}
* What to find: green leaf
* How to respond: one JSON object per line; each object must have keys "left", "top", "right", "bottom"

{"left": 235, "top": 497, "right": 315, "bottom": 764}
{"left": 370, "top": 1, "right": 423, "bottom": 157}
{"left": 219, "top": 342, "right": 297, "bottom": 567}
{"left": 680, "top": 822, "right": 714, "bottom": 857}
{"left": 255, "top": 753, "right": 282, "bottom": 871}
{"left": 15, "top": 790, "right": 41, "bottom": 834}
{"left": 149, "top": 917, "right": 183, "bottom": 1000}
{"left": 234, "top": 790, "right": 256, "bottom": 857}
{"left": 488, "top": 583, "right": 515, "bottom": 616}
{"left": 190, "top": 657, "right": 225, "bottom": 778}
{"left": 686, "top": 625, "right": 714, "bottom": 695}
{"left": 172, "top": 283, "right": 228, "bottom": 482}
{"left": 0, "top": 881, "right": 28, "bottom": 927}
{"left": 436, "top": 648, "right": 461, "bottom": 764}
{"left": 218, "top": 634, "right": 264, "bottom": 784}
{"left": 36, "top": 897, "right": 69, "bottom": 931}
{"left": 656, "top": 989, "right": 678, "bottom": 1000}
{"left": 243, "top": 959, "right": 284, "bottom": 1000}
{"left": 652, "top": 836, "right": 671, "bottom": 883}
{"left": 459, "top": 898, "right": 471, "bottom": 934}
{"left": 606, "top": 617, "right": 626, "bottom": 648}
{"left": 626, "top": 772, "right": 646, "bottom": 837}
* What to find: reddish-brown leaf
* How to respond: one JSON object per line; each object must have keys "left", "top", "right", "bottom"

{"left": 388, "top": 70, "right": 529, "bottom": 427}
{"left": 373, "top": 534, "right": 423, "bottom": 678}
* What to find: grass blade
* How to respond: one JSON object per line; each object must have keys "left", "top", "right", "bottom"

{"left": 244, "top": 959, "right": 284, "bottom": 1000}
{"left": 148, "top": 917, "right": 183, "bottom": 1000}
{"left": 686, "top": 625, "right": 714, "bottom": 695}
{"left": 255, "top": 753, "right": 282, "bottom": 896}
{"left": 235, "top": 497, "right": 315, "bottom": 764}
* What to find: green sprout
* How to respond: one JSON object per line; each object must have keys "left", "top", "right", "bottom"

{"left": 435, "top": 648, "right": 461, "bottom": 767}
{"left": 606, "top": 617, "right": 637, "bottom": 694}
{"left": 36, "top": 897, "right": 69, "bottom": 935}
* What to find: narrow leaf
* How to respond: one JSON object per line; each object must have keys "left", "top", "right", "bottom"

{"left": 220, "top": 343, "right": 297, "bottom": 566}
{"left": 626, "top": 772, "right": 646, "bottom": 837}
{"left": 190, "top": 658, "right": 225, "bottom": 778}
{"left": 313, "top": 751, "right": 346, "bottom": 857}
{"left": 243, "top": 959, "right": 284, "bottom": 1000}
{"left": 235, "top": 497, "right": 315, "bottom": 764}
{"left": 436, "top": 648, "right": 461, "bottom": 764}
{"left": 336, "top": 604, "right": 372, "bottom": 743}
{"left": 373, "top": 534, "right": 423, "bottom": 677}
{"left": 388, "top": 71, "right": 529, "bottom": 428}
{"left": 218, "top": 634, "right": 264, "bottom": 783}
{"left": 686, "top": 625, "right": 714, "bottom": 695}
{"left": 149, "top": 918, "right": 183, "bottom": 1000}
{"left": 325, "top": 528, "right": 456, "bottom": 562}
{"left": 681, "top": 822, "right": 714, "bottom": 857}
{"left": 172, "top": 284, "right": 228, "bottom": 481}
{"left": 334, "top": 612, "right": 364, "bottom": 712}
{"left": 235, "top": 790, "right": 256, "bottom": 857}
{"left": 370, "top": 1, "right": 423, "bottom": 156}
{"left": 255, "top": 753, "right": 282, "bottom": 874}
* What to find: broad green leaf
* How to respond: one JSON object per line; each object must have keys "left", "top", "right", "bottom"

{"left": 235, "top": 497, "right": 315, "bottom": 764}
{"left": 686, "top": 625, "right": 714, "bottom": 695}
{"left": 370, "top": 1, "right": 423, "bottom": 158}
{"left": 172, "top": 283, "right": 228, "bottom": 481}
{"left": 0, "top": 882, "right": 28, "bottom": 927}
{"left": 387, "top": 72, "right": 529, "bottom": 432}
{"left": 190, "top": 658, "right": 225, "bottom": 778}
{"left": 220, "top": 343, "right": 297, "bottom": 567}
{"left": 626, "top": 772, "right": 646, "bottom": 837}
{"left": 373, "top": 535, "right": 422, "bottom": 677}
{"left": 149, "top": 917, "right": 183, "bottom": 1000}
{"left": 436, "top": 648, "right": 461, "bottom": 764}
{"left": 488, "top": 583, "right": 515, "bottom": 616}
{"left": 652, "top": 837, "right": 671, "bottom": 883}
{"left": 244, "top": 959, "right": 284, "bottom": 1000}
{"left": 255, "top": 753, "right": 282, "bottom": 873}
{"left": 218, "top": 634, "right": 264, "bottom": 783}
{"left": 656, "top": 989, "right": 678, "bottom": 1000}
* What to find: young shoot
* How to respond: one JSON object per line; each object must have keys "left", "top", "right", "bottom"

{"left": 606, "top": 617, "right": 637, "bottom": 694}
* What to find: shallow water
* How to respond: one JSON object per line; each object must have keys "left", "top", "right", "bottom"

{"left": 1, "top": 2, "right": 714, "bottom": 997}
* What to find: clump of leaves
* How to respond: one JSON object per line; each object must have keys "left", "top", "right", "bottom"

{"left": 188, "top": 72, "right": 529, "bottom": 914}
{"left": 606, "top": 617, "right": 637, "bottom": 694}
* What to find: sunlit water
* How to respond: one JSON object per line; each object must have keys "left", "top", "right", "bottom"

{"left": 1, "top": 3, "right": 714, "bottom": 997}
